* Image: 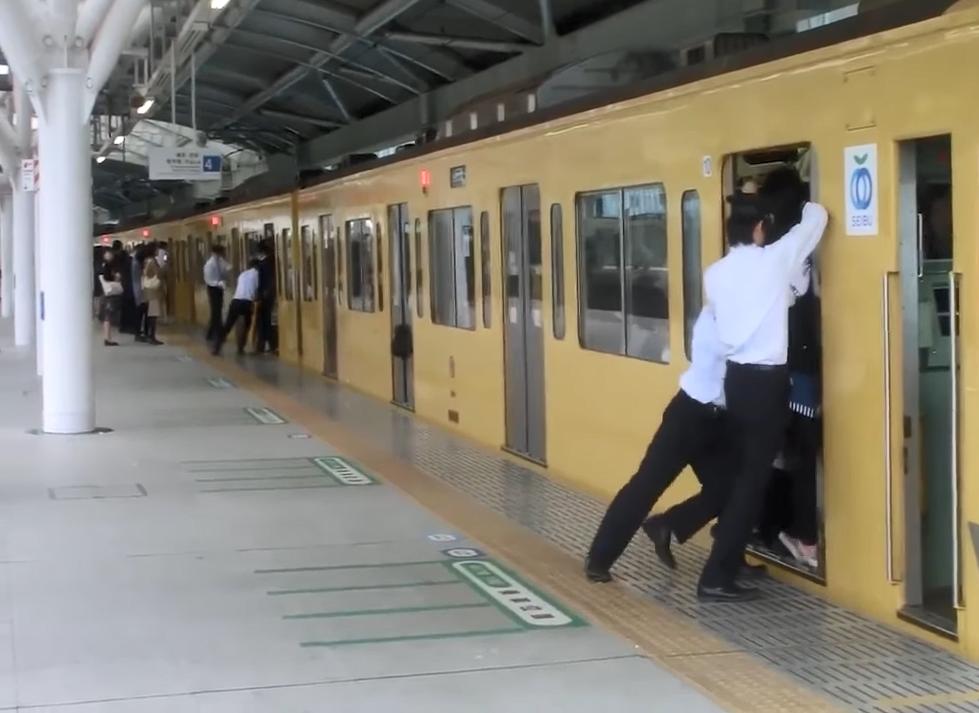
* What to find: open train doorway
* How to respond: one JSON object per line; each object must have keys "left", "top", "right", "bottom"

{"left": 896, "top": 135, "right": 960, "bottom": 636}
{"left": 722, "top": 144, "right": 826, "bottom": 582}
{"left": 388, "top": 203, "right": 414, "bottom": 409}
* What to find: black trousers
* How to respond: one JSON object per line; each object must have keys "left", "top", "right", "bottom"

{"left": 587, "top": 390, "right": 736, "bottom": 571}
{"left": 758, "top": 412, "right": 820, "bottom": 545}
{"left": 700, "top": 363, "right": 789, "bottom": 588}
{"left": 206, "top": 286, "right": 224, "bottom": 341}
{"left": 254, "top": 299, "right": 277, "bottom": 353}
{"left": 135, "top": 302, "right": 148, "bottom": 338}
{"left": 215, "top": 299, "right": 253, "bottom": 354}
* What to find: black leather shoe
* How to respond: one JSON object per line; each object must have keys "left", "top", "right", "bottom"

{"left": 584, "top": 559, "right": 612, "bottom": 583}
{"left": 696, "top": 583, "right": 760, "bottom": 602}
{"left": 642, "top": 516, "right": 677, "bottom": 570}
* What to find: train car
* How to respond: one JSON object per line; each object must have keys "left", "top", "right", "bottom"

{"left": 108, "top": 3, "right": 979, "bottom": 659}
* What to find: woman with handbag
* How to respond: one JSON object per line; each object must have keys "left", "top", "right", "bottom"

{"left": 98, "top": 250, "right": 123, "bottom": 347}
{"left": 141, "top": 254, "right": 164, "bottom": 345}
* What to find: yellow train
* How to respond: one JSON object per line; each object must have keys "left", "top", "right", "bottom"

{"left": 109, "top": 3, "right": 979, "bottom": 659}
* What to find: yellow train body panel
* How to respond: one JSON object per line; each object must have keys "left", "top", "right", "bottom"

{"left": 109, "top": 5, "right": 979, "bottom": 659}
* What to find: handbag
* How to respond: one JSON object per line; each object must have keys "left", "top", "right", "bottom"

{"left": 142, "top": 275, "right": 161, "bottom": 291}
{"left": 100, "top": 276, "right": 123, "bottom": 297}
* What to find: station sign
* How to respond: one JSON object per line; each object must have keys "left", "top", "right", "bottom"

{"left": 148, "top": 147, "right": 223, "bottom": 181}
{"left": 844, "top": 144, "right": 878, "bottom": 236}
{"left": 20, "top": 159, "right": 38, "bottom": 192}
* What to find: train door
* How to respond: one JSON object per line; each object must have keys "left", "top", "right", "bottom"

{"left": 388, "top": 203, "right": 414, "bottom": 408}
{"left": 896, "top": 135, "right": 960, "bottom": 634}
{"left": 319, "top": 214, "right": 338, "bottom": 378}
{"left": 501, "top": 184, "right": 546, "bottom": 463}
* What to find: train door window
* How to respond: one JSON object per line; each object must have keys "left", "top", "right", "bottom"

{"left": 550, "top": 203, "right": 566, "bottom": 340}
{"left": 284, "top": 228, "right": 296, "bottom": 301}
{"left": 428, "top": 206, "right": 475, "bottom": 329}
{"left": 230, "top": 228, "right": 240, "bottom": 273}
{"left": 681, "top": 191, "right": 702, "bottom": 359}
{"left": 301, "top": 225, "right": 314, "bottom": 301}
{"left": 414, "top": 218, "right": 424, "bottom": 318}
{"left": 576, "top": 184, "right": 669, "bottom": 363}
{"left": 480, "top": 210, "right": 491, "bottom": 328}
{"left": 345, "top": 218, "right": 375, "bottom": 312}
{"left": 376, "top": 226, "right": 384, "bottom": 312}
{"left": 722, "top": 143, "right": 825, "bottom": 580}
{"left": 336, "top": 226, "right": 344, "bottom": 306}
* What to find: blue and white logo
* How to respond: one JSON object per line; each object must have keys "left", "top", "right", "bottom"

{"left": 844, "top": 144, "right": 878, "bottom": 236}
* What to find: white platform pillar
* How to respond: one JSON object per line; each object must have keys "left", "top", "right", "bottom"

{"left": 0, "top": 193, "right": 11, "bottom": 319}
{"left": 12, "top": 184, "right": 35, "bottom": 348}
{"left": 38, "top": 69, "right": 93, "bottom": 433}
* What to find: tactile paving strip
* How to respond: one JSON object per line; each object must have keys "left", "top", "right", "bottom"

{"left": 229, "top": 358, "right": 979, "bottom": 713}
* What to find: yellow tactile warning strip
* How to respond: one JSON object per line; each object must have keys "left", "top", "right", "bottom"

{"left": 179, "top": 340, "right": 842, "bottom": 713}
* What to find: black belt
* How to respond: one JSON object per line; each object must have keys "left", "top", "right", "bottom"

{"left": 726, "top": 361, "right": 787, "bottom": 372}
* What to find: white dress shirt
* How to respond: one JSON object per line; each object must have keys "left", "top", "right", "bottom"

{"left": 233, "top": 268, "right": 259, "bottom": 301}
{"left": 705, "top": 202, "right": 828, "bottom": 366}
{"left": 679, "top": 306, "right": 726, "bottom": 407}
{"left": 203, "top": 255, "right": 230, "bottom": 288}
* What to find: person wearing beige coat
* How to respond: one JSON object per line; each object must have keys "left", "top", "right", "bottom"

{"left": 141, "top": 255, "right": 164, "bottom": 345}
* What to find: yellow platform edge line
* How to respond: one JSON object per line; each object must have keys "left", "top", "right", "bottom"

{"left": 180, "top": 339, "right": 842, "bottom": 713}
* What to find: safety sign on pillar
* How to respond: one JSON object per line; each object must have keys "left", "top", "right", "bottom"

{"left": 20, "top": 159, "right": 38, "bottom": 193}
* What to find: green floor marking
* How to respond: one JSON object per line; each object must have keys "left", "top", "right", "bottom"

{"left": 199, "top": 484, "right": 338, "bottom": 493}
{"left": 447, "top": 560, "right": 585, "bottom": 630}
{"left": 300, "top": 627, "right": 527, "bottom": 648}
{"left": 187, "top": 464, "right": 315, "bottom": 473}
{"left": 256, "top": 560, "right": 446, "bottom": 575}
{"left": 244, "top": 407, "right": 287, "bottom": 425}
{"left": 284, "top": 602, "right": 491, "bottom": 620}
{"left": 312, "top": 456, "right": 377, "bottom": 486}
{"left": 267, "top": 580, "right": 460, "bottom": 596}
{"left": 195, "top": 474, "right": 330, "bottom": 483}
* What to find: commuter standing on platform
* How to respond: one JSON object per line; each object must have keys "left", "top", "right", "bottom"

{"left": 696, "top": 193, "right": 827, "bottom": 602}
{"left": 254, "top": 242, "right": 277, "bottom": 355}
{"left": 584, "top": 305, "right": 763, "bottom": 583}
{"left": 212, "top": 259, "right": 259, "bottom": 357}
{"left": 203, "top": 244, "right": 230, "bottom": 342}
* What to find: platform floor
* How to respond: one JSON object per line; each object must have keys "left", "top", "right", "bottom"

{"left": 3, "top": 326, "right": 979, "bottom": 712}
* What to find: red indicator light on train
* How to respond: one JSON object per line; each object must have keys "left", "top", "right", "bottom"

{"left": 420, "top": 169, "right": 431, "bottom": 192}
{"left": 210, "top": 215, "right": 221, "bottom": 227}
{"left": 141, "top": 229, "right": 150, "bottom": 238}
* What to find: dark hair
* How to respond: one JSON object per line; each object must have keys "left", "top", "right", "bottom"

{"left": 111, "top": 239, "right": 123, "bottom": 252}
{"left": 248, "top": 258, "right": 260, "bottom": 269}
{"left": 760, "top": 167, "right": 807, "bottom": 242}
{"left": 726, "top": 193, "right": 767, "bottom": 247}
{"left": 212, "top": 244, "right": 225, "bottom": 255}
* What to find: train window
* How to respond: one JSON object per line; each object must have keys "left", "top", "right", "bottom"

{"left": 428, "top": 206, "right": 475, "bottom": 330}
{"left": 301, "top": 226, "right": 314, "bottom": 302}
{"left": 576, "top": 183, "right": 669, "bottom": 363}
{"left": 681, "top": 191, "right": 702, "bottom": 360}
{"left": 414, "top": 218, "right": 424, "bottom": 319}
{"left": 345, "top": 218, "right": 375, "bottom": 312}
{"left": 480, "top": 210, "right": 491, "bottom": 328}
{"left": 376, "top": 226, "right": 384, "bottom": 312}
{"left": 550, "top": 203, "right": 565, "bottom": 340}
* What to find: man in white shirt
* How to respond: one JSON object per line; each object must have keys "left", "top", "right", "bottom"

{"left": 212, "top": 259, "right": 259, "bottom": 356}
{"left": 696, "top": 193, "right": 828, "bottom": 601}
{"left": 585, "top": 305, "right": 755, "bottom": 583}
{"left": 203, "top": 244, "right": 231, "bottom": 342}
